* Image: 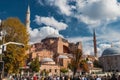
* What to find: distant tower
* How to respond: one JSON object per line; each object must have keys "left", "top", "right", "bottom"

{"left": 111, "top": 42, "right": 113, "bottom": 47}
{"left": 76, "top": 41, "right": 82, "bottom": 50}
{"left": 26, "top": 5, "right": 30, "bottom": 32}
{"left": 93, "top": 29, "right": 97, "bottom": 57}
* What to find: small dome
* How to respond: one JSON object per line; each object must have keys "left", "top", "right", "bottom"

{"left": 41, "top": 58, "right": 54, "bottom": 63}
{"left": 58, "top": 55, "right": 68, "bottom": 59}
{"left": 87, "top": 61, "right": 93, "bottom": 64}
{"left": 102, "top": 47, "right": 120, "bottom": 56}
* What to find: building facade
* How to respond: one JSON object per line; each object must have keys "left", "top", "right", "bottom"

{"left": 99, "top": 47, "right": 120, "bottom": 72}
{"left": 28, "top": 37, "right": 82, "bottom": 74}
{"left": 40, "top": 58, "right": 60, "bottom": 76}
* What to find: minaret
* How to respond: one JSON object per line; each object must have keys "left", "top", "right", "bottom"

{"left": 93, "top": 29, "right": 97, "bottom": 57}
{"left": 26, "top": 5, "right": 30, "bottom": 32}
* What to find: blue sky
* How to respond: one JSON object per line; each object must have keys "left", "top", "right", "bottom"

{"left": 1, "top": 0, "right": 120, "bottom": 56}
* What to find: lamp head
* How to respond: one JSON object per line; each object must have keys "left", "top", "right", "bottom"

{"left": 0, "top": 20, "right": 1, "bottom": 26}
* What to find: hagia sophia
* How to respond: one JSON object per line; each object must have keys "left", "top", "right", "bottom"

{"left": 25, "top": 5, "right": 120, "bottom": 76}
{"left": 27, "top": 36, "right": 82, "bottom": 76}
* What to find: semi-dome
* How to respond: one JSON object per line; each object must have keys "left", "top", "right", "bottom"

{"left": 41, "top": 58, "right": 54, "bottom": 63}
{"left": 102, "top": 47, "right": 120, "bottom": 56}
{"left": 58, "top": 55, "right": 68, "bottom": 59}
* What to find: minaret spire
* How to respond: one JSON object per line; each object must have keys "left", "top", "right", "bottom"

{"left": 93, "top": 29, "right": 97, "bottom": 57}
{"left": 26, "top": 5, "right": 30, "bottom": 32}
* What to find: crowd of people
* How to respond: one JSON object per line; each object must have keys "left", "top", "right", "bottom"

{"left": 38, "top": 74, "right": 120, "bottom": 80}
{"left": 7, "top": 73, "right": 120, "bottom": 80}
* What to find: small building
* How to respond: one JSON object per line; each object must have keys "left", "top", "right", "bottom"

{"left": 40, "top": 58, "right": 60, "bottom": 76}
{"left": 99, "top": 47, "right": 120, "bottom": 72}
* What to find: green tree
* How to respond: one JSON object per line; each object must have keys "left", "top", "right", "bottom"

{"left": 40, "top": 69, "right": 49, "bottom": 76}
{"left": 60, "top": 68, "right": 68, "bottom": 74}
{"left": 93, "top": 60, "right": 102, "bottom": 68}
{"left": 29, "top": 57, "right": 40, "bottom": 72}
{"left": 0, "top": 18, "right": 29, "bottom": 74}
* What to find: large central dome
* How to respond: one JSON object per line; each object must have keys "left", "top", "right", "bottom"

{"left": 102, "top": 47, "right": 120, "bottom": 56}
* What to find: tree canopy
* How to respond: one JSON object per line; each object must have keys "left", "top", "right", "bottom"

{"left": 69, "top": 49, "right": 89, "bottom": 75}
{"left": 29, "top": 57, "right": 40, "bottom": 72}
{"left": 60, "top": 68, "right": 68, "bottom": 74}
{"left": 0, "top": 17, "right": 29, "bottom": 74}
{"left": 93, "top": 60, "right": 102, "bottom": 68}
{"left": 70, "top": 49, "right": 82, "bottom": 75}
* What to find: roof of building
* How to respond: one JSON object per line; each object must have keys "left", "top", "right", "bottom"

{"left": 58, "top": 55, "right": 68, "bottom": 59}
{"left": 41, "top": 58, "right": 54, "bottom": 63}
{"left": 102, "top": 47, "right": 120, "bottom": 56}
{"left": 45, "top": 34, "right": 63, "bottom": 39}
{"left": 87, "top": 60, "right": 93, "bottom": 64}
{"left": 41, "top": 36, "right": 68, "bottom": 43}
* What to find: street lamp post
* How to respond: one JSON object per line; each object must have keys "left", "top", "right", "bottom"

{"left": 0, "top": 23, "right": 6, "bottom": 80}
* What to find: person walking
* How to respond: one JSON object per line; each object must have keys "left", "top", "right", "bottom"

{"left": 118, "top": 75, "right": 120, "bottom": 80}
{"left": 96, "top": 76, "right": 101, "bottom": 80}
{"left": 33, "top": 74, "right": 37, "bottom": 80}
{"left": 110, "top": 74, "right": 117, "bottom": 80}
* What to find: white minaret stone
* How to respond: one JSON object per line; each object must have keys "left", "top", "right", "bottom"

{"left": 26, "top": 5, "right": 30, "bottom": 32}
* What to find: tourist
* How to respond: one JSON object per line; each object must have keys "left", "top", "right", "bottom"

{"left": 110, "top": 74, "right": 117, "bottom": 80}
{"left": 118, "top": 75, "right": 120, "bottom": 80}
{"left": 96, "top": 76, "right": 101, "bottom": 80}
{"left": 33, "top": 74, "right": 37, "bottom": 80}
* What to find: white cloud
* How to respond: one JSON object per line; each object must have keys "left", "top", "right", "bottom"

{"left": 37, "top": 0, "right": 73, "bottom": 16}
{"left": 37, "top": 0, "right": 44, "bottom": 6}
{"left": 37, "top": 0, "right": 55, "bottom": 6}
{"left": 67, "top": 36, "right": 92, "bottom": 43}
{"left": 29, "top": 26, "right": 63, "bottom": 43}
{"left": 98, "top": 28, "right": 120, "bottom": 42}
{"left": 99, "top": 44, "right": 111, "bottom": 49}
{"left": 34, "top": 15, "right": 68, "bottom": 30}
{"left": 37, "top": 0, "right": 120, "bottom": 27}
{"left": 75, "top": 15, "right": 101, "bottom": 27}
{"left": 54, "top": 0, "right": 72, "bottom": 16}
{"left": 75, "top": 0, "right": 120, "bottom": 26}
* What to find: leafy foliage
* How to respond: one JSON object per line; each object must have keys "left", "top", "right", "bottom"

{"left": 40, "top": 69, "right": 49, "bottom": 76}
{"left": 60, "top": 68, "right": 68, "bottom": 73}
{"left": 93, "top": 60, "right": 102, "bottom": 68}
{"left": 80, "top": 60, "right": 89, "bottom": 73}
{"left": 0, "top": 18, "right": 29, "bottom": 74}
{"left": 29, "top": 57, "right": 40, "bottom": 72}
{"left": 70, "top": 49, "right": 82, "bottom": 75}
{"left": 68, "top": 49, "right": 89, "bottom": 75}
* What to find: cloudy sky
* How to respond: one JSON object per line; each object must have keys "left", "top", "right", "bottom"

{"left": 1, "top": 0, "right": 120, "bottom": 56}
